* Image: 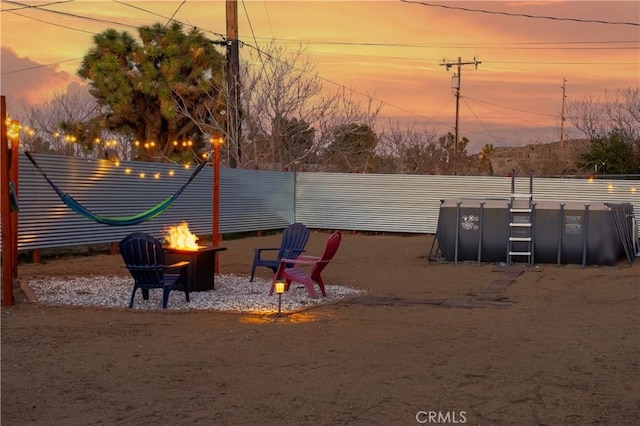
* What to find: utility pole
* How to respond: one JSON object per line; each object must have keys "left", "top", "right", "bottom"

{"left": 226, "top": 0, "right": 241, "bottom": 168}
{"left": 560, "top": 78, "right": 567, "bottom": 160}
{"left": 440, "top": 57, "right": 481, "bottom": 175}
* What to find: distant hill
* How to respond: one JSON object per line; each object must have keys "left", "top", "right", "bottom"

{"left": 490, "top": 139, "right": 591, "bottom": 177}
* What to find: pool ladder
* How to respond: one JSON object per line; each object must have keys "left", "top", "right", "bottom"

{"left": 507, "top": 173, "right": 534, "bottom": 266}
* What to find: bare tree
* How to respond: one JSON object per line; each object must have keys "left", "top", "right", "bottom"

{"left": 567, "top": 87, "right": 640, "bottom": 172}
{"left": 604, "top": 88, "right": 640, "bottom": 142}
{"left": 567, "top": 87, "right": 640, "bottom": 141}
{"left": 19, "top": 86, "right": 101, "bottom": 157}
{"left": 239, "top": 41, "right": 382, "bottom": 171}
{"left": 566, "top": 95, "right": 606, "bottom": 139}
{"left": 377, "top": 121, "right": 443, "bottom": 174}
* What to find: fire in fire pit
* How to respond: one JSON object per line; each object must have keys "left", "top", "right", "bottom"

{"left": 165, "top": 222, "right": 202, "bottom": 250}
{"left": 163, "top": 222, "right": 227, "bottom": 292}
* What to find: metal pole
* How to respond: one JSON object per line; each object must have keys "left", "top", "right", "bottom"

{"left": 477, "top": 202, "right": 484, "bottom": 265}
{"left": 278, "top": 293, "right": 282, "bottom": 317}
{"left": 557, "top": 204, "right": 564, "bottom": 266}
{"left": 454, "top": 201, "right": 461, "bottom": 264}
{"left": 10, "top": 123, "right": 18, "bottom": 282}
{"left": 581, "top": 204, "right": 590, "bottom": 268}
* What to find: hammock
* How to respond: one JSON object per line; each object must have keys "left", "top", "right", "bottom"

{"left": 25, "top": 151, "right": 209, "bottom": 226}
{"left": 9, "top": 182, "right": 19, "bottom": 212}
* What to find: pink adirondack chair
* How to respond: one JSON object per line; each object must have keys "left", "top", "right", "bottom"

{"left": 270, "top": 231, "right": 342, "bottom": 298}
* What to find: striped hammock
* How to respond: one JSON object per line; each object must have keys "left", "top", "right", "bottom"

{"left": 25, "top": 151, "right": 208, "bottom": 226}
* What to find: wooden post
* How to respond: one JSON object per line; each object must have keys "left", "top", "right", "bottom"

{"left": 226, "top": 0, "right": 241, "bottom": 167}
{"left": 213, "top": 137, "right": 221, "bottom": 273}
{"left": 1, "top": 96, "right": 15, "bottom": 306}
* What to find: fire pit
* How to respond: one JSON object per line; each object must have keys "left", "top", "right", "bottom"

{"left": 163, "top": 223, "right": 227, "bottom": 292}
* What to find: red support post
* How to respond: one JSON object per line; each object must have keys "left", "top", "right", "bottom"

{"left": 1, "top": 96, "right": 16, "bottom": 306}
{"left": 213, "top": 137, "right": 221, "bottom": 273}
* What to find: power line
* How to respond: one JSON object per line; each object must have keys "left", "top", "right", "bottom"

{"left": 0, "top": 0, "right": 72, "bottom": 12}
{"left": 1, "top": 0, "right": 629, "bottom": 148}
{"left": 461, "top": 97, "right": 503, "bottom": 147}
{"left": 111, "top": 0, "right": 226, "bottom": 40}
{"left": 440, "top": 57, "right": 482, "bottom": 175}
{"left": 4, "top": 9, "right": 98, "bottom": 35}
{"left": 400, "top": 0, "right": 640, "bottom": 26}
{"left": 2, "top": 0, "right": 141, "bottom": 30}
{"left": 1, "top": 58, "right": 82, "bottom": 76}
{"left": 165, "top": 0, "right": 186, "bottom": 27}
{"left": 464, "top": 97, "right": 558, "bottom": 119}
{"left": 263, "top": 38, "right": 639, "bottom": 49}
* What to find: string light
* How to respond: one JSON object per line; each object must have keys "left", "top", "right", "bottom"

{"left": 7, "top": 122, "right": 204, "bottom": 180}
{"left": 5, "top": 117, "right": 21, "bottom": 141}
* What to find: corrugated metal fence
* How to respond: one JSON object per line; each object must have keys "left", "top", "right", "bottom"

{"left": 3, "top": 153, "right": 639, "bottom": 251}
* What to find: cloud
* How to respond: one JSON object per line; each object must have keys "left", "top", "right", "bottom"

{"left": 0, "top": 46, "right": 84, "bottom": 117}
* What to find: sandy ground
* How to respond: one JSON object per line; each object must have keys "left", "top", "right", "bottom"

{"left": 2, "top": 231, "right": 639, "bottom": 425}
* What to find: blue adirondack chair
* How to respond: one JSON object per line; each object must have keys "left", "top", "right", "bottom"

{"left": 119, "top": 232, "right": 190, "bottom": 309}
{"left": 250, "top": 223, "right": 310, "bottom": 282}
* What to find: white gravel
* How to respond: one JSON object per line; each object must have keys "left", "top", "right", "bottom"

{"left": 26, "top": 274, "right": 364, "bottom": 312}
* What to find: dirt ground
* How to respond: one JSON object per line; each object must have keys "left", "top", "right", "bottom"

{"left": 2, "top": 231, "right": 639, "bottom": 425}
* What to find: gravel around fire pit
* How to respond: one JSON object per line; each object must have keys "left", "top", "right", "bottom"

{"left": 26, "top": 274, "right": 364, "bottom": 312}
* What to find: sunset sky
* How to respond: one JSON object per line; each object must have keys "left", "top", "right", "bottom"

{"left": 1, "top": 0, "right": 639, "bottom": 152}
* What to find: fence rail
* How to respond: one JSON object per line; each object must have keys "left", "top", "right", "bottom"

{"left": 2, "top": 153, "right": 639, "bottom": 251}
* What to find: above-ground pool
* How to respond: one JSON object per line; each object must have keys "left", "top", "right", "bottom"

{"left": 435, "top": 198, "right": 636, "bottom": 266}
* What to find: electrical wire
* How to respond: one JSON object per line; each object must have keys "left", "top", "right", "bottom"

{"left": 111, "top": 0, "right": 226, "bottom": 40}
{"left": 461, "top": 97, "right": 505, "bottom": 147}
{"left": 241, "top": 0, "right": 271, "bottom": 91}
{"left": 1, "top": 58, "right": 83, "bottom": 76}
{"left": 464, "top": 96, "right": 558, "bottom": 119}
{"left": 400, "top": 0, "right": 640, "bottom": 27}
{"left": 255, "top": 38, "right": 639, "bottom": 49}
{"left": 2, "top": 0, "right": 633, "bottom": 143}
{"left": 0, "top": 0, "right": 72, "bottom": 11}
{"left": 2, "top": 0, "right": 141, "bottom": 30}
{"left": 4, "top": 9, "right": 98, "bottom": 35}
{"left": 165, "top": 0, "right": 186, "bottom": 28}
{"left": 261, "top": 0, "right": 273, "bottom": 36}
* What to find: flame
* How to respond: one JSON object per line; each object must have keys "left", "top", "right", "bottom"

{"left": 165, "top": 222, "right": 200, "bottom": 250}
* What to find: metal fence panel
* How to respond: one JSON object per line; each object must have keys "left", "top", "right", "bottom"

{"left": 294, "top": 173, "right": 640, "bottom": 236}
{"left": 2, "top": 153, "right": 639, "bottom": 251}
{"left": 9, "top": 153, "right": 295, "bottom": 250}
